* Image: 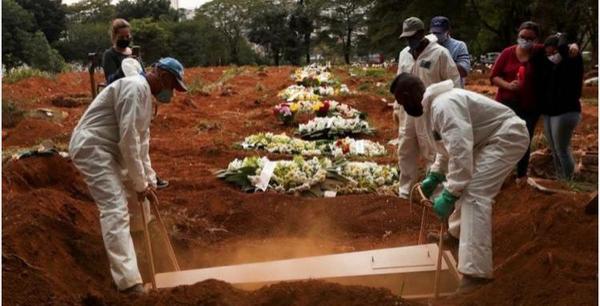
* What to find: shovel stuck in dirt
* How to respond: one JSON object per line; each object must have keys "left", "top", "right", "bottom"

{"left": 409, "top": 183, "right": 451, "bottom": 300}
{"left": 139, "top": 190, "right": 180, "bottom": 289}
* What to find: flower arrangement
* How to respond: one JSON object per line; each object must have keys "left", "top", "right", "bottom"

{"left": 297, "top": 116, "right": 374, "bottom": 139}
{"left": 217, "top": 156, "right": 398, "bottom": 195}
{"left": 292, "top": 65, "right": 336, "bottom": 87}
{"left": 216, "top": 156, "right": 331, "bottom": 193}
{"left": 273, "top": 103, "right": 296, "bottom": 125}
{"left": 278, "top": 85, "right": 351, "bottom": 102}
{"left": 331, "top": 161, "right": 399, "bottom": 194}
{"left": 240, "top": 133, "right": 386, "bottom": 157}
{"left": 273, "top": 99, "right": 363, "bottom": 124}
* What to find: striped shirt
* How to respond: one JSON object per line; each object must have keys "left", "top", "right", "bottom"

{"left": 439, "top": 36, "right": 470, "bottom": 87}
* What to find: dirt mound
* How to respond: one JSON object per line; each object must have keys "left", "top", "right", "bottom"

{"left": 3, "top": 117, "right": 66, "bottom": 147}
{"left": 131, "top": 279, "right": 413, "bottom": 306}
{"left": 442, "top": 182, "right": 597, "bottom": 306}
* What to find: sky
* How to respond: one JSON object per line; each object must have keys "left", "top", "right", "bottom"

{"left": 62, "top": 0, "right": 212, "bottom": 10}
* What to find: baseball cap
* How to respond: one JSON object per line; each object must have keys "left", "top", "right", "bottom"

{"left": 430, "top": 16, "right": 450, "bottom": 33}
{"left": 399, "top": 17, "right": 425, "bottom": 38}
{"left": 156, "top": 57, "right": 187, "bottom": 92}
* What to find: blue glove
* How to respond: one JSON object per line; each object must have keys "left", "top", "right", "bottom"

{"left": 433, "top": 189, "right": 459, "bottom": 219}
{"left": 420, "top": 171, "right": 445, "bottom": 198}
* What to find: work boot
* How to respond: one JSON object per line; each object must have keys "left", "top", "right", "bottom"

{"left": 456, "top": 275, "right": 492, "bottom": 294}
{"left": 156, "top": 176, "right": 169, "bottom": 189}
{"left": 427, "top": 231, "right": 459, "bottom": 247}
{"left": 119, "top": 283, "right": 148, "bottom": 295}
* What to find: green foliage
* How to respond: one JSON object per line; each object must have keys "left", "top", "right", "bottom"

{"left": 3, "top": 0, "right": 65, "bottom": 71}
{"left": 129, "top": 18, "right": 171, "bottom": 64}
{"left": 2, "top": 0, "right": 36, "bottom": 68}
{"left": 2, "top": 100, "right": 26, "bottom": 128}
{"left": 115, "top": 0, "right": 180, "bottom": 21}
{"left": 320, "top": 0, "right": 373, "bottom": 64}
{"left": 195, "top": 0, "right": 254, "bottom": 65}
{"left": 53, "top": 22, "right": 111, "bottom": 62}
{"left": 168, "top": 19, "right": 229, "bottom": 66}
{"left": 65, "top": 0, "right": 115, "bottom": 23}
{"left": 15, "top": 0, "right": 67, "bottom": 43}
{"left": 3, "top": 66, "right": 54, "bottom": 84}
{"left": 22, "top": 32, "right": 66, "bottom": 72}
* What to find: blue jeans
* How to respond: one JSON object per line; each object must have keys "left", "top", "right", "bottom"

{"left": 543, "top": 112, "right": 581, "bottom": 180}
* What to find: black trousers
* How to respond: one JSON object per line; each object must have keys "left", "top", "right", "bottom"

{"left": 504, "top": 102, "right": 540, "bottom": 178}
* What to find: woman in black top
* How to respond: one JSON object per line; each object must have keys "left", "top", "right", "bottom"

{"left": 538, "top": 33, "right": 584, "bottom": 180}
{"left": 103, "top": 19, "right": 138, "bottom": 84}
{"left": 103, "top": 19, "right": 167, "bottom": 188}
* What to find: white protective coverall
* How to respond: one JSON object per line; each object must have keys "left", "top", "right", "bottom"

{"left": 394, "top": 34, "right": 461, "bottom": 198}
{"left": 69, "top": 75, "right": 156, "bottom": 290}
{"left": 422, "top": 80, "right": 529, "bottom": 278}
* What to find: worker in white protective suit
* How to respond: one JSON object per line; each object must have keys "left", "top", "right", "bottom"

{"left": 394, "top": 17, "right": 461, "bottom": 199}
{"left": 390, "top": 73, "right": 529, "bottom": 293}
{"left": 69, "top": 57, "right": 187, "bottom": 294}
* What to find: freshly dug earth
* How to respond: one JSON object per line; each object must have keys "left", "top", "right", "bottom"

{"left": 2, "top": 67, "right": 597, "bottom": 305}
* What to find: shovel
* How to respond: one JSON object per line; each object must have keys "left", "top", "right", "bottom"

{"left": 410, "top": 183, "right": 448, "bottom": 300}
{"left": 139, "top": 190, "right": 180, "bottom": 289}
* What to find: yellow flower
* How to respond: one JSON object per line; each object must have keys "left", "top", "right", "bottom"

{"left": 312, "top": 101, "right": 323, "bottom": 111}
{"left": 290, "top": 103, "right": 299, "bottom": 112}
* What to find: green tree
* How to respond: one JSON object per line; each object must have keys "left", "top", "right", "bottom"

{"left": 3, "top": 0, "right": 65, "bottom": 71}
{"left": 53, "top": 22, "right": 111, "bottom": 62}
{"left": 247, "top": 1, "right": 292, "bottom": 65}
{"left": 2, "top": 0, "right": 37, "bottom": 67}
{"left": 15, "top": 0, "right": 67, "bottom": 43}
{"left": 195, "top": 0, "right": 252, "bottom": 65}
{"left": 129, "top": 18, "right": 171, "bottom": 63}
{"left": 116, "top": 0, "right": 179, "bottom": 21}
{"left": 168, "top": 19, "right": 229, "bottom": 66}
{"left": 322, "top": 0, "right": 373, "bottom": 64}
{"left": 65, "top": 0, "right": 115, "bottom": 23}
{"left": 23, "top": 32, "right": 66, "bottom": 72}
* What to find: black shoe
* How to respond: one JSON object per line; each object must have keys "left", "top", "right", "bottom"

{"left": 119, "top": 283, "right": 147, "bottom": 295}
{"left": 427, "top": 231, "right": 459, "bottom": 246}
{"left": 156, "top": 176, "right": 169, "bottom": 189}
{"left": 456, "top": 275, "right": 492, "bottom": 294}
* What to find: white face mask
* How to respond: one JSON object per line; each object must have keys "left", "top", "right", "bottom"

{"left": 517, "top": 38, "right": 534, "bottom": 50}
{"left": 547, "top": 53, "right": 562, "bottom": 64}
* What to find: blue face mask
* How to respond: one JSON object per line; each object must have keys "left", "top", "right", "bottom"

{"left": 155, "top": 76, "right": 173, "bottom": 103}
{"left": 156, "top": 89, "right": 173, "bottom": 103}
{"left": 434, "top": 32, "right": 448, "bottom": 44}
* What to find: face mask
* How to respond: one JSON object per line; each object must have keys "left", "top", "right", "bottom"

{"left": 404, "top": 104, "right": 423, "bottom": 117}
{"left": 116, "top": 38, "right": 130, "bottom": 49}
{"left": 434, "top": 33, "right": 448, "bottom": 43}
{"left": 407, "top": 37, "right": 422, "bottom": 50}
{"left": 156, "top": 89, "right": 173, "bottom": 103}
{"left": 547, "top": 53, "right": 562, "bottom": 64}
{"left": 517, "top": 38, "right": 534, "bottom": 50}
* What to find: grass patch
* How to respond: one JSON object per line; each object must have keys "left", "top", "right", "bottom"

{"left": 195, "top": 120, "right": 221, "bottom": 132}
{"left": 582, "top": 98, "right": 598, "bottom": 106}
{"left": 188, "top": 66, "right": 243, "bottom": 96}
{"left": 3, "top": 65, "right": 54, "bottom": 84}
{"left": 531, "top": 133, "right": 549, "bottom": 152}
{"left": 349, "top": 66, "right": 390, "bottom": 78}
{"left": 2, "top": 100, "right": 25, "bottom": 128}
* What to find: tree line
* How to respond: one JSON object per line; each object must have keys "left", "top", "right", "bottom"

{"left": 2, "top": 0, "right": 597, "bottom": 72}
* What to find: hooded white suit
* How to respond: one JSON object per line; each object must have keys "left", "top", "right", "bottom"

{"left": 394, "top": 34, "right": 461, "bottom": 198}
{"left": 421, "top": 80, "right": 529, "bottom": 278}
{"left": 69, "top": 75, "right": 156, "bottom": 290}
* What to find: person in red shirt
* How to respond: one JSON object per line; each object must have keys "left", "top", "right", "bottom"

{"left": 490, "top": 21, "right": 543, "bottom": 184}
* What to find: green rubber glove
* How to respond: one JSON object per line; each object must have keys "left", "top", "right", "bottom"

{"left": 433, "top": 189, "right": 459, "bottom": 219}
{"left": 420, "top": 171, "right": 445, "bottom": 198}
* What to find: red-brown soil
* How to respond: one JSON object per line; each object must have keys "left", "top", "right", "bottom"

{"left": 2, "top": 67, "right": 597, "bottom": 305}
